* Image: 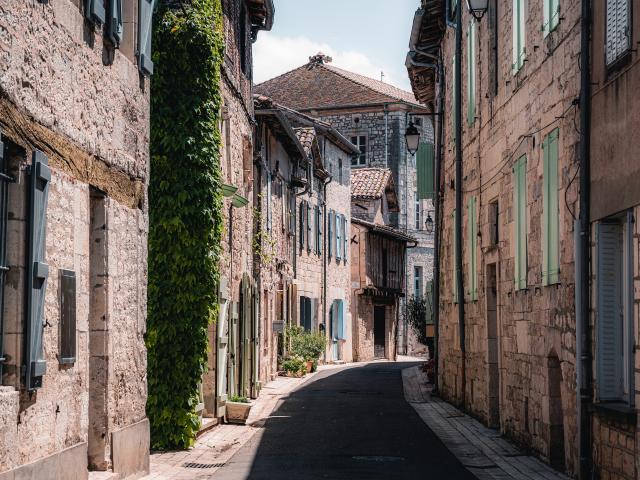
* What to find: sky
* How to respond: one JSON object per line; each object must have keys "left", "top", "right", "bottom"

{"left": 253, "top": 0, "right": 419, "bottom": 91}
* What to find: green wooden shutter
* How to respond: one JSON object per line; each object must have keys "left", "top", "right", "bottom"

{"left": 543, "top": 0, "right": 560, "bottom": 35}
{"left": 328, "top": 209, "right": 333, "bottom": 259}
{"left": 514, "top": 156, "right": 527, "bottom": 290}
{"left": 425, "top": 281, "right": 434, "bottom": 325}
{"left": 467, "top": 20, "right": 476, "bottom": 126}
{"left": 453, "top": 209, "right": 458, "bottom": 303}
{"left": 107, "top": 0, "right": 123, "bottom": 47}
{"left": 26, "top": 151, "right": 51, "bottom": 390}
{"left": 542, "top": 129, "right": 560, "bottom": 286}
{"left": 138, "top": 0, "right": 156, "bottom": 75}
{"left": 596, "top": 222, "right": 624, "bottom": 401}
{"left": 467, "top": 196, "right": 478, "bottom": 301}
{"left": 416, "top": 142, "right": 435, "bottom": 200}
{"left": 85, "top": 0, "right": 106, "bottom": 25}
{"left": 512, "top": 0, "right": 526, "bottom": 72}
{"left": 307, "top": 203, "right": 312, "bottom": 253}
{"left": 299, "top": 200, "right": 306, "bottom": 251}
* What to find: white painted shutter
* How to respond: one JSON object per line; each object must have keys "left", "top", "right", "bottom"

{"left": 26, "top": 151, "right": 50, "bottom": 390}
{"left": 607, "top": 0, "right": 630, "bottom": 65}
{"left": 596, "top": 222, "right": 624, "bottom": 401}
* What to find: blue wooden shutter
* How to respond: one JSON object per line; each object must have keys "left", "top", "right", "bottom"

{"left": 137, "top": 0, "right": 156, "bottom": 75}
{"left": 596, "top": 222, "right": 624, "bottom": 401}
{"left": 336, "top": 214, "right": 342, "bottom": 260}
{"left": 107, "top": 0, "right": 123, "bottom": 47}
{"left": 85, "top": 0, "right": 106, "bottom": 25}
{"left": 26, "top": 151, "right": 51, "bottom": 390}
{"left": 337, "top": 300, "right": 344, "bottom": 339}
{"left": 342, "top": 215, "right": 348, "bottom": 264}
{"left": 416, "top": 142, "right": 435, "bottom": 200}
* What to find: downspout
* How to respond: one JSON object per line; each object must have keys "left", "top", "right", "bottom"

{"left": 432, "top": 54, "right": 444, "bottom": 395}
{"left": 384, "top": 103, "right": 389, "bottom": 168}
{"left": 323, "top": 173, "right": 333, "bottom": 339}
{"left": 577, "top": 0, "right": 592, "bottom": 478}
{"left": 454, "top": 0, "right": 466, "bottom": 408}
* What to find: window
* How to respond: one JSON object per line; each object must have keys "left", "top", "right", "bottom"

{"left": 488, "top": 199, "right": 499, "bottom": 246}
{"left": 467, "top": 19, "right": 477, "bottom": 126}
{"left": 415, "top": 192, "right": 421, "bottom": 230}
{"left": 512, "top": 0, "right": 526, "bottom": 73}
{"left": 543, "top": 0, "right": 560, "bottom": 36}
{"left": 350, "top": 136, "right": 367, "bottom": 166}
{"left": 513, "top": 155, "right": 527, "bottom": 290}
{"left": 596, "top": 213, "right": 633, "bottom": 403}
{"left": 606, "top": 0, "right": 631, "bottom": 66}
{"left": 467, "top": 196, "right": 478, "bottom": 301}
{"left": 299, "top": 296, "right": 312, "bottom": 332}
{"left": 542, "top": 129, "right": 560, "bottom": 285}
{"left": 338, "top": 159, "right": 343, "bottom": 184}
{"left": 307, "top": 202, "right": 312, "bottom": 253}
{"left": 414, "top": 266, "right": 423, "bottom": 298}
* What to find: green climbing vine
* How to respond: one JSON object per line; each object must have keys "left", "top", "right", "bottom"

{"left": 147, "top": 0, "right": 224, "bottom": 450}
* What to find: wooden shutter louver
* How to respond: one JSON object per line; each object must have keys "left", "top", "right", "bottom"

{"left": 514, "top": 156, "right": 527, "bottom": 290}
{"left": 542, "top": 129, "right": 560, "bottom": 285}
{"left": 26, "top": 151, "right": 51, "bottom": 390}
{"left": 596, "top": 222, "right": 624, "bottom": 400}
{"left": 416, "top": 142, "right": 435, "bottom": 200}
{"left": 137, "top": 0, "right": 156, "bottom": 75}
{"left": 342, "top": 215, "right": 348, "bottom": 264}
{"left": 606, "top": 0, "right": 631, "bottom": 65}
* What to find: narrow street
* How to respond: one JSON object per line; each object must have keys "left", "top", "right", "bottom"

{"left": 211, "top": 362, "right": 476, "bottom": 480}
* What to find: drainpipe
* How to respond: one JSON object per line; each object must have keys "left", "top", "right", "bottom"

{"left": 384, "top": 103, "right": 389, "bottom": 169}
{"left": 432, "top": 55, "right": 444, "bottom": 395}
{"left": 454, "top": 0, "right": 466, "bottom": 408}
{"left": 577, "top": 0, "right": 592, "bottom": 478}
{"left": 322, "top": 172, "right": 333, "bottom": 340}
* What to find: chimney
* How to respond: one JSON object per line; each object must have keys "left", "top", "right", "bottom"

{"left": 308, "top": 52, "right": 333, "bottom": 67}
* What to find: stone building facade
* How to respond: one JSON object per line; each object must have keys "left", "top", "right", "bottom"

{"left": 407, "top": 0, "right": 582, "bottom": 476}
{"left": 0, "top": 0, "right": 151, "bottom": 478}
{"left": 254, "top": 97, "right": 358, "bottom": 368}
{"left": 588, "top": 1, "right": 640, "bottom": 478}
{"left": 255, "top": 54, "right": 434, "bottom": 357}
{"left": 350, "top": 168, "right": 414, "bottom": 361}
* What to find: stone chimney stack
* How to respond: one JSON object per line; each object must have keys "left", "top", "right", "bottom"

{"left": 308, "top": 52, "right": 333, "bottom": 67}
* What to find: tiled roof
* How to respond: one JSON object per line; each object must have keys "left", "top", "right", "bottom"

{"left": 351, "top": 168, "right": 393, "bottom": 200}
{"left": 351, "top": 217, "right": 417, "bottom": 243}
{"left": 293, "top": 127, "right": 316, "bottom": 157}
{"left": 254, "top": 56, "right": 423, "bottom": 111}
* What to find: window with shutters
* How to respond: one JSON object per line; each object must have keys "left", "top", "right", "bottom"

{"left": 513, "top": 155, "right": 527, "bottom": 290}
{"left": 543, "top": 0, "right": 560, "bottom": 36}
{"left": 414, "top": 266, "right": 423, "bottom": 298}
{"left": 350, "top": 136, "right": 367, "bottom": 166}
{"left": 467, "top": 196, "right": 478, "bottom": 301}
{"left": 299, "top": 296, "right": 312, "bottom": 332}
{"left": 596, "top": 214, "right": 634, "bottom": 403}
{"left": 542, "top": 129, "right": 560, "bottom": 286}
{"left": 328, "top": 209, "right": 333, "bottom": 259}
{"left": 488, "top": 199, "right": 499, "bottom": 246}
{"left": 606, "top": 0, "right": 631, "bottom": 67}
{"left": 512, "top": 0, "right": 526, "bottom": 73}
{"left": 467, "top": 20, "right": 477, "bottom": 126}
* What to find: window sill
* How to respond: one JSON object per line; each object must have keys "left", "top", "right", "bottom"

{"left": 592, "top": 402, "right": 637, "bottom": 424}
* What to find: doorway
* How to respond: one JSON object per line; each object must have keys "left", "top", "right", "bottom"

{"left": 374, "top": 306, "right": 385, "bottom": 358}
{"left": 486, "top": 263, "right": 500, "bottom": 429}
{"left": 547, "top": 353, "right": 565, "bottom": 470}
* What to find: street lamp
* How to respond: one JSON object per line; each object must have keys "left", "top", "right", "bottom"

{"left": 405, "top": 122, "right": 420, "bottom": 155}
{"left": 466, "top": 0, "right": 489, "bottom": 20}
{"left": 425, "top": 212, "right": 434, "bottom": 234}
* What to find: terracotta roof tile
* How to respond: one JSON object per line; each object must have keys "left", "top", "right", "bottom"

{"left": 351, "top": 168, "right": 393, "bottom": 200}
{"left": 254, "top": 57, "right": 423, "bottom": 111}
{"left": 293, "top": 127, "right": 315, "bottom": 157}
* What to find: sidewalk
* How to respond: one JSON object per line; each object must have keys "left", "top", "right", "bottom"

{"left": 402, "top": 365, "right": 571, "bottom": 480}
{"left": 141, "top": 373, "right": 314, "bottom": 480}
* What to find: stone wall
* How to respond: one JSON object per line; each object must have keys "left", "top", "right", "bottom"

{"left": 0, "top": 0, "right": 149, "bottom": 476}
{"left": 436, "top": 0, "right": 581, "bottom": 475}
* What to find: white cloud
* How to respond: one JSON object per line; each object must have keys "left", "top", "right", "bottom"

{"left": 253, "top": 33, "right": 406, "bottom": 89}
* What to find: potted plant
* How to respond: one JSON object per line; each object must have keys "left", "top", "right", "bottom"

{"left": 288, "top": 326, "right": 327, "bottom": 372}
{"left": 282, "top": 355, "right": 307, "bottom": 377}
{"left": 225, "top": 395, "right": 252, "bottom": 424}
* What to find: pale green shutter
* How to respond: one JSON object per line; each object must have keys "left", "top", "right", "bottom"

{"left": 451, "top": 56, "right": 456, "bottom": 143}
{"left": 543, "top": 0, "right": 560, "bottom": 35}
{"left": 107, "top": 0, "right": 123, "bottom": 46}
{"left": 467, "top": 20, "right": 476, "bottom": 126}
{"left": 467, "top": 196, "right": 478, "bottom": 301}
{"left": 512, "top": 0, "right": 526, "bottom": 72}
{"left": 416, "top": 142, "right": 435, "bottom": 200}
{"left": 514, "top": 156, "right": 527, "bottom": 290}
{"left": 543, "top": 129, "right": 560, "bottom": 285}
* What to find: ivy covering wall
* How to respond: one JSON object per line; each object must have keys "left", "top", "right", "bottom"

{"left": 147, "top": 0, "right": 224, "bottom": 450}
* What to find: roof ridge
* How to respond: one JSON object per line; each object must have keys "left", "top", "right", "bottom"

{"left": 254, "top": 63, "right": 310, "bottom": 88}
{"left": 320, "top": 63, "right": 420, "bottom": 105}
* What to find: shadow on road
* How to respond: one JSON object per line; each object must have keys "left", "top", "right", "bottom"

{"left": 213, "top": 361, "right": 477, "bottom": 480}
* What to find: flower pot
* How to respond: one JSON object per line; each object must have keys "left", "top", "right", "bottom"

{"left": 225, "top": 401, "right": 252, "bottom": 425}
{"left": 306, "top": 360, "right": 313, "bottom": 373}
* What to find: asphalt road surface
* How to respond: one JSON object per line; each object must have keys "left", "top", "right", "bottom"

{"left": 211, "top": 361, "right": 477, "bottom": 480}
